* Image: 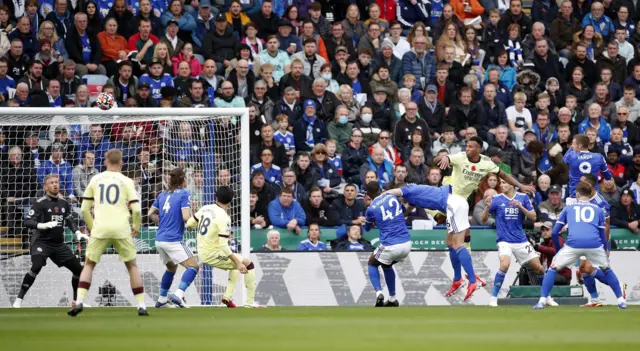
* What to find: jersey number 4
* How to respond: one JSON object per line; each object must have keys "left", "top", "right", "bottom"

{"left": 98, "top": 184, "right": 120, "bottom": 205}
{"left": 163, "top": 195, "right": 172, "bottom": 213}
{"left": 574, "top": 206, "right": 595, "bottom": 223}
{"left": 380, "top": 198, "right": 403, "bottom": 221}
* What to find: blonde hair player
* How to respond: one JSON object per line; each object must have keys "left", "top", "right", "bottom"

{"left": 186, "top": 186, "right": 263, "bottom": 308}
{"left": 68, "top": 149, "right": 147, "bottom": 317}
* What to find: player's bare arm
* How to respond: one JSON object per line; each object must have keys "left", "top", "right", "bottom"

{"left": 511, "top": 199, "right": 536, "bottom": 221}
{"left": 481, "top": 195, "right": 492, "bottom": 224}
{"left": 433, "top": 154, "right": 450, "bottom": 170}
{"left": 497, "top": 170, "right": 535, "bottom": 195}
{"left": 148, "top": 207, "right": 159, "bottom": 225}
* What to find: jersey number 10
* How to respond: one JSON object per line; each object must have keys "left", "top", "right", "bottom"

{"left": 574, "top": 206, "right": 595, "bottom": 223}
{"left": 380, "top": 198, "right": 403, "bottom": 221}
{"left": 98, "top": 184, "right": 120, "bottom": 205}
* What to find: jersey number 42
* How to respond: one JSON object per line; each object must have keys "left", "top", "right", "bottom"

{"left": 380, "top": 198, "right": 403, "bottom": 221}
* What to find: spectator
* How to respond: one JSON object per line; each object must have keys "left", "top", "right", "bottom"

{"left": 128, "top": 19, "right": 159, "bottom": 73}
{"left": 499, "top": 0, "right": 532, "bottom": 39}
{"left": 303, "top": 187, "right": 338, "bottom": 226}
{"left": 201, "top": 13, "right": 237, "bottom": 75}
{"left": 397, "top": 0, "right": 431, "bottom": 33}
{"left": 393, "top": 101, "right": 429, "bottom": 156}
{"left": 213, "top": 80, "right": 245, "bottom": 108}
{"left": 45, "top": 126, "right": 75, "bottom": 165}
{"left": 275, "top": 86, "right": 303, "bottom": 126}
{"left": 249, "top": 189, "right": 270, "bottom": 229}
{"left": 366, "top": 3, "right": 390, "bottom": 34}
{"left": 550, "top": 0, "right": 581, "bottom": 58}
{"left": 402, "top": 35, "right": 436, "bottom": 91}
{"left": 252, "top": 0, "right": 281, "bottom": 38}
{"left": 611, "top": 188, "right": 640, "bottom": 233}
{"left": 37, "top": 20, "right": 67, "bottom": 63}
{"left": 297, "top": 223, "right": 328, "bottom": 250}
{"left": 108, "top": 61, "right": 137, "bottom": 107}
{"left": 22, "top": 132, "right": 44, "bottom": 169}
{"left": 19, "top": 60, "right": 48, "bottom": 92}
{"left": 280, "top": 167, "right": 306, "bottom": 202}
{"left": 190, "top": 1, "right": 215, "bottom": 49}
{"left": 173, "top": 61, "right": 194, "bottom": 97}
{"left": 360, "top": 145, "right": 393, "bottom": 188}
{"left": 538, "top": 184, "right": 565, "bottom": 221}
{"left": 226, "top": 1, "right": 251, "bottom": 40}
{"left": 601, "top": 178, "right": 622, "bottom": 204}
{"left": 37, "top": 143, "right": 74, "bottom": 199}
{"left": 1, "top": 146, "right": 38, "bottom": 237}
{"left": 251, "top": 148, "right": 282, "bottom": 185}
{"left": 97, "top": 17, "right": 130, "bottom": 78}
{"left": 255, "top": 230, "right": 284, "bottom": 251}
{"left": 113, "top": 125, "right": 140, "bottom": 166}
{"left": 279, "top": 59, "right": 312, "bottom": 99}
{"left": 6, "top": 40, "right": 28, "bottom": 83}
{"left": 582, "top": 1, "right": 615, "bottom": 41}
{"left": 612, "top": 106, "right": 638, "bottom": 147}
{"left": 258, "top": 35, "right": 292, "bottom": 83}
{"left": 310, "top": 143, "right": 340, "bottom": 190}
{"left": 432, "top": 125, "right": 463, "bottom": 157}
{"left": 44, "top": 0, "right": 73, "bottom": 40}
{"left": 277, "top": 19, "right": 301, "bottom": 55}
{"left": 0, "top": 57, "right": 15, "bottom": 101}
{"left": 578, "top": 103, "right": 612, "bottom": 143}
{"left": 327, "top": 105, "right": 354, "bottom": 154}
{"left": 9, "top": 16, "right": 37, "bottom": 60}
{"left": 255, "top": 123, "right": 288, "bottom": 169}
{"left": 78, "top": 125, "right": 111, "bottom": 169}
{"left": 292, "top": 151, "right": 321, "bottom": 192}
{"left": 338, "top": 128, "right": 367, "bottom": 183}
{"left": 534, "top": 221, "right": 571, "bottom": 284}
{"left": 405, "top": 147, "right": 428, "bottom": 184}
{"left": 128, "top": 0, "right": 163, "bottom": 38}
{"left": 134, "top": 81, "right": 158, "bottom": 107}
{"left": 473, "top": 188, "right": 497, "bottom": 226}
{"left": 291, "top": 38, "right": 326, "bottom": 81}
{"left": 252, "top": 170, "right": 278, "bottom": 214}
{"left": 332, "top": 225, "right": 372, "bottom": 250}
{"left": 617, "top": 85, "right": 640, "bottom": 123}
{"left": 531, "top": 0, "right": 558, "bottom": 33}
{"left": 268, "top": 187, "right": 306, "bottom": 234}
{"left": 331, "top": 183, "right": 366, "bottom": 227}
{"left": 67, "top": 13, "right": 106, "bottom": 77}
{"left": 624, "top": 63, "right": 640, "bottom": 99}
{"left": 72, "top": 150, "right": 98, "bottom": 198}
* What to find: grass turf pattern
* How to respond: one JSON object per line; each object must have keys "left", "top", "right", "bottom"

{"left": 1, "top": 307, "right": 639, "bottom": 351}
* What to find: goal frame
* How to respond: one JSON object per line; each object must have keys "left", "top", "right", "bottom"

{"left": 0, "top": 107, "right": 251, "bottom": 307}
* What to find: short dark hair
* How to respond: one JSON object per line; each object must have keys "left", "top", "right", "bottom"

{"left": 190, "top": 79, "right": 204, "bottom": 89}
{"left": 581, "top": 173, "right": 598, "bottom": 187}
{"left": 303, "top": 38, "right": 316, "bottom": 46}
{"left": 526, "top": 140, "right": 544, "bottom": 155}
{"left": 469, "top": 136, "right": 484, "bottom": 146}
{"left": 576, "top": 181, "right": 592, "bottom": 198}
{"left": 344, "top": 183, "right": 357, "bottom": 192}
{"left": 252, "top": 170, "right": 265, "bottom": 179}
{"left": 574, "top": 134, "right": 589, "bottom": 148}
{"left": 279, "top": 186, "right": 293, "bottom": 195}
{"left": 216, "top": 186, "right": 234, "bottom": 204}
{"left": 118, "top": 60, "right": 133, "bottom": 69}
{"left": 366, "top": 181, "right": 381, "bottom": 199}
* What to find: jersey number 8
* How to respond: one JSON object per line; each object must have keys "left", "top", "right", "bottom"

{"left": 574, "top": 206, "right": 595, "bottom": 223}
{"left": 380, "top": 197, "right": 403, "bottom": 221}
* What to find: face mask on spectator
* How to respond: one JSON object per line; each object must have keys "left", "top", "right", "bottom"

{"left": 338, "top": 115, "right": 348, "bottom": 124}
{"left": 361, "top": 113, "right": 372, "bottom": 123}
{"left": 322, "top": 73, "right": 331, "bottom": 80}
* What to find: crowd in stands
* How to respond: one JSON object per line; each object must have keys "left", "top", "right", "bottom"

{"left": 2, "top": 0, "right": 640, "bottom": 252}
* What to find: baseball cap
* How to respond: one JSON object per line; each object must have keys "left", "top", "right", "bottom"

{"left": 621, "top": 188, "right": 635, "bottom": 199}
{"left": 426, "top": 84, "right": 437, "bottom": 93}
{"left": 138, "top": 82, "right": 151, "bottom": 89}
{"left": 199, "top": 0, "right": 211, "bottom": 8}
{"left": 335, "top": 46, "right": 348, "bottom": 54}
{"left": 278, "top": 19, "right": 293, "bottom": 28}
{"left": 542, "top": 221, "right": 553, "bottom": 229}
{"left": 524, "top": 128, "right": 536, "bottom": 136}
{"left": 55, "top": 126, "right": 68, "bottom": 133}
{"left": 303, "top": 99, "right": 316, "bottom": 109}
{"left": 374, "top": 86, "right": 388, "bottom": 94}
{"left": 150, "top": 57, "right": 163, "bottom": 66}
{"left": 167, "top": 20, "right": 179, "bottom": 26}
{"left": 214, "top": 12, "right": 226, "bottom": 22}
{"left": 549, "top": 184, "right": 562, "bottom": 194}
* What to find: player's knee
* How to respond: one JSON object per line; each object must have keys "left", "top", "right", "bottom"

{"left": 125, "top": 259, "right": 138, "bottom": 270}
{"left": 64, "top": 259, "right": 84, "bottom": 276}
{"left": 381, "top": 264, "right": 393, "bottom": 270}
{"left": 368, "top": 255, "right": 380, "bottom": 266}
{"left": 166, "top": 262, "right": 178, "bottom": 272}
{"left": 30, "top": 256, "right": 46, "bottom": 275}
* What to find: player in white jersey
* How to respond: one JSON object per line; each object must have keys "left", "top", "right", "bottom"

{"left": 186, "top": 186, "right": 263, "bottom": 308}
{"left": 68, "top": 149, "right": 147, "bottom": 317}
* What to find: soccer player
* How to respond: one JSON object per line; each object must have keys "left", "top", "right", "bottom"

{"left": 385, "top": 182, "right": 483, "bottom": 301}
{"left": 534, "top": 182, "right": 627, "bottom": 310}
{"left": 577, "top": 174, "right": 626, "bottom": 307}
{"left": 186, "top": 186, "right": 263, "bottom": 308}
{"left": 68, "top": 149, "right": 147, "bottom": 317}
{"left": 433, "top": 136, "right": 535, "bottom": 297}
{"left": 563, "top": 134, "right": 611, "bottom": 200}
{"left": 13, "top": 175, "right": 88, "bottom": 308}
{"left": 148, "top": 168, "right": 200, "bottom": 308}
{"left": 364, "top": 182, "right": 411, "bottom": 307}
{"left": 481, "top": 179, "right": 557, "bottom": 307}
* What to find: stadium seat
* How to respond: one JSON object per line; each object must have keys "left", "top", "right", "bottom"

{"left": 82, "top": 74, "right": 109, "bottom": 100}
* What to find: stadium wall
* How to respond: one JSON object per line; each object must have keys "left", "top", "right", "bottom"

{"left": 1, "top": 252, "right": 638, "bottom": 307}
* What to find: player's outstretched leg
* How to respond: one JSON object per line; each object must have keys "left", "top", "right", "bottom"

{"left": 14, "top": 255, "right": 46, "bottom": 308}
{"left": 125, "top": 259, "right": 149, "bottom": 316}
{"left": 534, "top": 268, "right": 557, "bottom": 310}
{"left": 157, "top": 265, "right": 177, "bottom": 308}
{"left": 446, "top": 244, "right": 464, "bottom": 297}
{"left": 367, "top": 254, "right": 385, "bottom": 307}
{"left": 68, "top": 259, "right": 97, "bottom": 317}
{"left": 382, "top": 265, "right": 399, "bottom": 307}
{"left": 170, "top": 258, "right": 200, "bottom": 308}
{"left": 243, "top": 259, "right": 262, "bottom": 308}
{"left": 582, "top": 261, "right": 627, "bottom": 300}
{"left": 222, "top": 270, "right": 239, "bottom": 308}
{"left": 601, "top": 267, "right": 627, "bottom": 309}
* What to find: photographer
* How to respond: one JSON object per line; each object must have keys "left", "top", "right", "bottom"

{"left": 532, "top": 221, "right": 571, "bottom": 285}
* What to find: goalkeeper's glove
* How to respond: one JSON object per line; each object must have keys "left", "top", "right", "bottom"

{"left": 37, "top": 220, "right": 60, "bottom": 230}
{"left": 76, "top": 231, "right": 90, "bottom": 241}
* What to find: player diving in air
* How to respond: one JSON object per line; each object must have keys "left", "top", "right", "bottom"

{"left": 148, "top": 168, "right": 200, "bottom": 308}
{"left": 534, "top": 182, "right": 627, "bottom": 310}
{"left": 481, "top": 179, "right": 558, "bottom": 307}
{"left": 364, "top": 182, "right": 412, "bottom": 307}
{"left": 186, "top": 186, "right": 263, "bottom": 308}
{"left": 432, "top": 136, "right": 535, "bottom": 298}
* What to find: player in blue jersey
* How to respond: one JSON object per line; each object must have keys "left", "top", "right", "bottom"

{"left": 139, "top": 58, "right": 175, "bottom": 104}
{"left": 577, "top": 174, "right": 626, "bottom": 306}
{"left": 482, "top": 180, "right": 558, "bottom": 307}
{"left": 148, "top": 168, "right": 200, "bottom": 308}
{"left": 364, "top": 182, "right": 412, "bottom": 307}
{"left": 534, "top": 182, "right": 627, "bottom": 309}
{"left": 563, "top": 134, "right": 611, "bottom": 199}
{"left": 385, "top": 182, "right": 485, "bottom": 301}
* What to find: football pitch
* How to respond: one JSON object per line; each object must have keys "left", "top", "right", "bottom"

{"left": 1, "top": 306, "right": 639, "bottom": 351}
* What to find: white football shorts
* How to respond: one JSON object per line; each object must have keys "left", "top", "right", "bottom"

{"left": 155, "top": 241, "right": 194, "bottom": 265}
{"left": 374, "top": 241, "right": 412, "bottom": 266}
{"left": 497, "top": 241, "right": 539, "bottom": 265}
{"left": 446, "top": 194, "right": 470, "bottom": 234}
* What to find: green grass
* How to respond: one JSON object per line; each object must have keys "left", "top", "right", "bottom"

{"left": 1, "top": 307, "right": 639, "bottom": 351}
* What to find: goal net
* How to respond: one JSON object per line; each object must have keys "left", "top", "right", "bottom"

{"left": 0, "top": 107, "right": 250, "bottom": 308}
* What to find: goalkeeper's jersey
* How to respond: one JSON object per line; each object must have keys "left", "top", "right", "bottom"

{"left": 195, "top": 204, "right": 232, "bottom": 258}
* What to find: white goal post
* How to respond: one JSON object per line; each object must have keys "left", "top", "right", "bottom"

{"left": 0, "top": 107, "right": 250, "bottom": 308}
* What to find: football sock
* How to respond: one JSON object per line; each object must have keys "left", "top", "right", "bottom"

{"left": 536, "top": 274, "right": 545, "bottom": 285}
{"left": 159, "top": 270, "right": 175, "bottom": 303}
{"left": 17, "top": 270, "right": 37, "bottom": 299}
{"left": 76, "top": 281, "right": 91, "bottom": 304}
{"left": 456, "top": 247, "right": 476, "bottom": 284}
{"left": 225, "top": 270, "right": 239, "bottom": 298}
{"left": 368, "top": 265, "right": 382, "bottom": 292}
{"left": 448, "top": 246, "right": 462, "bottom": 281}
{"left": 583, "top": 272, "right": 599, "bottom": 300}
{"left": 132, "top": 287, "right": 146, "bottom": 309}
{"left": 71, "top": 275, "right": 79, "bottom": 301}
{"left": 594, "top": 268, "right": 609, "bottom": 286}
{"left": 603, "top": 268, "right": 623, "bottom": 298}
{"left": 492, "top": 269, "right": 506, "bottom": 297}
{"left": 540, "top": 268, "right": 557, "bottom": 299}
{"left": 244, "top": 269, "right": 257, "bottom": 304}
{"left": 175, "top": 267, "right": 198, "bottom": 299}
{"left": 382, "top": 267, "right": 396, "bottom": 297}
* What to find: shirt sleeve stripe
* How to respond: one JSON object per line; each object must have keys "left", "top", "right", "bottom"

{"left": 192, "top": 215, "right": 199, "bottom": 222}
{"left": 128, "top": 200, "right": 140, "bottom": 204}
{"left": 82, "top": 197, "right": 94, "bottom": 200}
{"left": 556, "top": 221, "right": 566, "bottom": 225}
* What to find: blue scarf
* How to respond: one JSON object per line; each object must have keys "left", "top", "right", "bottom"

{"left": 303, "top": 114, "right": 316, "bottom": 147}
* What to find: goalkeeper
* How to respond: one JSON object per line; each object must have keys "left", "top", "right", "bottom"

{"left": 13, "top": 174, "right": 88, "bottom": 308}
{"left": 186, "top": 186, "right": 263, "bottom": 308}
